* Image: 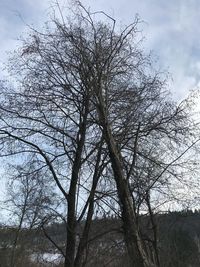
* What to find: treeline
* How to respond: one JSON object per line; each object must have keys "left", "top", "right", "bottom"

{"left": 0, "top": 210, "right": 200, "bottom": 267}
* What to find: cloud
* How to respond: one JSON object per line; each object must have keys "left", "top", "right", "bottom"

{"left": 1, "top": 0, "right": 200, "bottom": 99}
{"left": 81, "top": 0, "right": 200, "bottom": 99}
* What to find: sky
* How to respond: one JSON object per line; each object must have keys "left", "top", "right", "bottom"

{"left": 1, "top": 0, "right": 200, "bottom": 100}
{"left": 0, "top": 0, "right": 200, "bottom": 217}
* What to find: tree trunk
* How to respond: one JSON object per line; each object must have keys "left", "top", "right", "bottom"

{"left": 65, "top": 102, "right": 89, "bottom": 267}
{"left": 96, "top": 94, "right": 156, "bottom": 267}
{"left": 74, "top": 141, "right": 103, "bottom": 267}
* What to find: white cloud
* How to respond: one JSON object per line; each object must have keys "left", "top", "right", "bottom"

{"left": 1, "top": 0, "right": 200, "bottom": 99}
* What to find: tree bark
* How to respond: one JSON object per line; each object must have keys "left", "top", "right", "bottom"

{"left": 64, "top": 100, "right": 89, "bottom": 267}
{"left": 96, "top": 94, "right": 156, "bottom": 267}
{"left": 74, "top": 141, "right": 102, "bottom": 267}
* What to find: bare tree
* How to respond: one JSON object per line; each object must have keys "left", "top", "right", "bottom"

{"left": 4, "top": 156, "right": 57, "bottom": 267}
{"left": 0, "top": 8, "right": 107, "bottom": 266}
{"left": 65, "top": 3, "right": 199, "bottom": 267}
{"left": 0, "top": 2, "right": 199, "bottom": 267}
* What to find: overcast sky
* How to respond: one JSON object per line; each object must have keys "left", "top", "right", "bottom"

{"left": 0, "top": 0, "right": 200, "bottom": 100}
{"left": 1, "top": 0, "right": 200, "bottom": 216}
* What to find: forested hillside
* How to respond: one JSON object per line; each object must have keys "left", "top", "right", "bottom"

{"left": 0, "top": 210, "right": 200, "bottom": 267}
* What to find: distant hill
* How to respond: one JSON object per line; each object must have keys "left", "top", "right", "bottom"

{"left": 0, "top": 210, "right": 200, "bottom": 267}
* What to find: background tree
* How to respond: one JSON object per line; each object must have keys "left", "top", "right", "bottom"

{"left": 5, "top": 156, "right": 57, "bottom": 267}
